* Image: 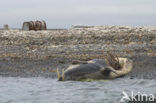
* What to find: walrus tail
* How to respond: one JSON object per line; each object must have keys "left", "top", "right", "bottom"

{"left": 57, "top": 68, "right": 65, "bottom": 81}
{"left": 62, "top": 69, "right": 65, "bottom": 81}
{"left": 57, "top": 68, "right": 61, "bottom": 80}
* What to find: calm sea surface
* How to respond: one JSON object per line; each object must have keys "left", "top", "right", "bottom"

{"left": 0, "top": 77, "right": 156, "bottom": 103}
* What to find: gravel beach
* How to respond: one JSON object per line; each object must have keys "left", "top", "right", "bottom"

{"left": 0, "top": 26, "right": 155, "bottom": 79}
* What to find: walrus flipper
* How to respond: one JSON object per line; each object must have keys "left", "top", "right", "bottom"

{"left": 100, "top": 67, "right": 118, "bottom": 76}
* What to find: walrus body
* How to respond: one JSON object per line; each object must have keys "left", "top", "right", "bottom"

{"left": 57, "top": 58, "right": 133, "bottom": 81}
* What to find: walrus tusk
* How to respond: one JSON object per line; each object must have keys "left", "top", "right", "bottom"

{"left": 62, "top": 69, "right": 65, "bottom": 81}
{"left": 57, "top": 68, "right": 60, "bottom": 80}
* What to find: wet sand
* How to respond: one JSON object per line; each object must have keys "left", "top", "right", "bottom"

{"left": 0, "top": 26, "right": 155, "bottom": 79}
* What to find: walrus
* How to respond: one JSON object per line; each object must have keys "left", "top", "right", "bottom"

{"left": 57, "top": 57, "right": 133, "bottom": 81}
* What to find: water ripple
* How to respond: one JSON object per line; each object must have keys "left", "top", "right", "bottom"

{"left": 0, "top": 77, "right": 156, "bottom": 103}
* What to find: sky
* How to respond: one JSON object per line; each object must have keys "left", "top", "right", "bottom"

{"left": 0, "top": 0, "right": 156, "bottom": 28}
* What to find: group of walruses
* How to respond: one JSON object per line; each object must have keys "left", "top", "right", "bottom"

{"left": 57, "top": 52, "right": 133, "bottom": 81}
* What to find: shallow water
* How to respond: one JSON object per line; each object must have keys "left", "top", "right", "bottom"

{"left": 0, "top": 77, "right": 156, "bottom": 103}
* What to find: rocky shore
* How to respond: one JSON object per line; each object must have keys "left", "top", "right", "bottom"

{"left": 0, "top": 26, "right": 155, "bottom": 79}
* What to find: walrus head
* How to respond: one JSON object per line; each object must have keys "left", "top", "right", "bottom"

{"left": 57, "top": 68, "right": 65, "bottom": 81}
